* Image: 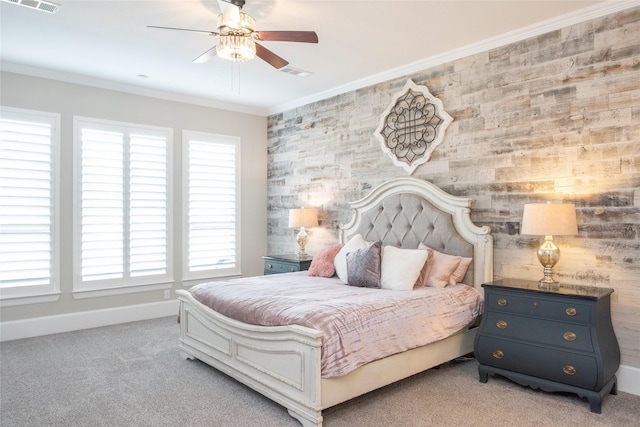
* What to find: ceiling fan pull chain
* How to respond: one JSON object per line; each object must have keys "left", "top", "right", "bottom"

{"left": 230, "top": 62, "right": 234, "bottom": 93}
{"left": 229, "top": 61, "right": 241, "bottom": 95}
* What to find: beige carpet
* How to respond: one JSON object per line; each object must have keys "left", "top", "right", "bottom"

{"left": 1, "top": 316, "right": 638, "bottom": 426}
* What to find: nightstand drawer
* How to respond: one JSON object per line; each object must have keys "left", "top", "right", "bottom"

{"left": 264, "top": 260, "right": 300, "bottom": 274}
{"left": 476, "top": 336, "right": 598, "bottom": 389}
{"left": 263, "top": 255, "right": 312, "bottom": 275}
{"left": 484, "top": 311, "right": 594, "bottom": 352}
{"left": 485, "top": 290, "right": 591, "bottom": 324}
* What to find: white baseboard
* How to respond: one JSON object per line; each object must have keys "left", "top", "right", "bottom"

{"left": 617, "top": 364, "right": 640, "bottom": 396}
{"left": 0, "top": 299, "right": 179, "bottom": 342}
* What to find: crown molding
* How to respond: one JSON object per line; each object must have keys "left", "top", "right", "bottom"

{"left": 0, "top": 62, "right": 269, "bottom": 117}
{"left": 267, "top": 0, "right": 640, "bottom": 116}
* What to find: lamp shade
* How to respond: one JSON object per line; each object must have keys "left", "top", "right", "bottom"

{"left": 521, "top": 203, "right": 578, "bottom": 236}
{"left": 288, "top": 208, "right": 318, "bottom": 228}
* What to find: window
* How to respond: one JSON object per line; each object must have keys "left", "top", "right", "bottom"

{"left": 182, "top": 130, "right": 240, "bottom": 282}
{"left": 0, "top": 107, "right": 60, "bottom": 305}
{"left": 73, "top": 117, "right": 173, "bottom": 297}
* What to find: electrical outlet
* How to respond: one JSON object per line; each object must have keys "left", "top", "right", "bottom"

{"left": 164, "top": 290, "right": 171, "bottom": 300}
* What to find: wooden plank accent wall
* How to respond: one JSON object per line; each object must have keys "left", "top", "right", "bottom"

{"left": 267, "top": 7, "right": 640, "bottom": 367}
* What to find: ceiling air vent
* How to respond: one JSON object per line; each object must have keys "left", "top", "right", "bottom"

{"left": 1, "top": 0, "right": 60, "bottom": 14}
{"left": 279, "top": 66, "right": 313, "bottom": 77}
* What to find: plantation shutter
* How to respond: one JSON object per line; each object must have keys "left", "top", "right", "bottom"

{"left": 76, "top": 119, "right": 170, "bottom": 289}
{"left": 0, "top": 109, "right": 58, "bottom": 296}
{"left": 79, "top": 127, "right": 124, "bottom": 281}
{"left": 129, "top": 133, "right": 168, "bottom": 277}
{"left": 186, "top": 133, "right": 239, "bottom": 276}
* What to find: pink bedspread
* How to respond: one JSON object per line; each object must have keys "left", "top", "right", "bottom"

{"left": 189, "top": 272, "right": 483, "bottom": 378}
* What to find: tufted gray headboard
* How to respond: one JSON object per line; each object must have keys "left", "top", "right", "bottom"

{"left": 339, "top": 178, "right": 493, "bottom": 291}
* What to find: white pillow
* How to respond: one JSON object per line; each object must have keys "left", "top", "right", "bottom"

{"left": 334, "top": 234, "right": 369, "bottom": 284}
{"left": 380, "top": 246, "right": 429, "bottom": 291}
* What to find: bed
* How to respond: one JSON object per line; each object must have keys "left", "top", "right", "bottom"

{"left": 176, "top": 177, "right": 493, "bottom": 426}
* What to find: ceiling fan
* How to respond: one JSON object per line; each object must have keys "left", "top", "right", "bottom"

{"left": 148, "top": 0, "right": 318, "bottom": 70}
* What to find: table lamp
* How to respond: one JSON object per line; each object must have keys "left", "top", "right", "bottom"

{"left": 521, "top": 202, "right": 578, "bottom": 287}
{"left": 288, "top": 208, "right": 318, "bottom": 259}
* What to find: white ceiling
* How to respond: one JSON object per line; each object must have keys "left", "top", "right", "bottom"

{"left": 1, "top": 0, "right": 636, "bottom": 115}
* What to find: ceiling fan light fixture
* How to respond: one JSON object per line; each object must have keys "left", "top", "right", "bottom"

{"left": 217, "top": 35, "right": 256, "bottom": 62}
{"left": 215, "top": 10, "right": 256, "bottom": 61}
{"left": 218, "top": 11, "right": 255, "bottom": 33}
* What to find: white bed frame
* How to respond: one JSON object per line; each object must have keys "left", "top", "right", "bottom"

{"left": 176, "top": 177, "right": 493, "bottom": 426}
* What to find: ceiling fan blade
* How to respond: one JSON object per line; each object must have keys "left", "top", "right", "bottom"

{"left": 255, "top": 43, "right": 289, "bottom": 69}
{"left": 193, "top": 46, "right": 218, "bottom": 64}
{"left": 147, "top": 25, "right": 218, "bottom": 36}
{"left": 256, "top": 31, "right": 318, "bottom": 44}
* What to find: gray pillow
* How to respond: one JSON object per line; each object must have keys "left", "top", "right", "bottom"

{"left": 346, "top": 241, "right": 381, "bottom": 288}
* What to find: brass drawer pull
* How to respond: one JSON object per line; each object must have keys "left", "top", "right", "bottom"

{"left": 496, "top": 320, "right": 508, "bottom": 329}
{"left": 492, "top": 350, "right": 504, "bottom": 359}
{"left": 563, "top": 365, "right": 577, "bottom": 376}
{"left": 267, "top": 264, "right": 273, "bottom": 269}
{"left": 290, "top": 267, "right": 295, "bottom": 272}
{"left": 497, "top": 298, "right": 507, "bottom": 307}
{"left": 566, "top": 307, "right": 577, "bottom": 316}
{"left": 563, "top": 332, "right": 577, "bottom": 341}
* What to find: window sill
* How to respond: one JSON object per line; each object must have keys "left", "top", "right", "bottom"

{"left": 0, "top": 292, "right": 62, "bottom": 307}
{"left": 73, "top": 282, "right": 173, "bottom": 299}
{"left": 181, "top": 275, "right": 242, "bottom": 288}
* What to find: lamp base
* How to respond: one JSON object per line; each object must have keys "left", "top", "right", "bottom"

{"left": 295, "top": 227, "right": 309, "bottom": 260}
{"left": 538, "top": 273, "right": 560, "bottom": 290}
{"left": 537, "top": 236, "right": 560, "bottom": 290}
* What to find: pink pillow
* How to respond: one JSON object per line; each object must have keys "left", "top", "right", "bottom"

{"left": 417, "top": 243, "right": 462, "bottom": 288}
{"left": 449, "top": 257, "right": 472, "bottom": 285}
{"left": 416, "top": 245, "right": 430, "bottom": 287}
{"left": 308, "top": 244, "right": 343, "bottom": 277}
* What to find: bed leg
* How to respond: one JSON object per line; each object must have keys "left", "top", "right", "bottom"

{"left": 180, "top": 350, "right": 195, "bottom": 361}
{"left": 287, "top": 408, "right": 322, "bottom": 427}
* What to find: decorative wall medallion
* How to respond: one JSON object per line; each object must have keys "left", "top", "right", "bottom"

{"left": 374, "top": 79, "right": 453, "bottom": 175}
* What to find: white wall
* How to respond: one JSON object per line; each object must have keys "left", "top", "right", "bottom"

{"left": 0, "top": 71, "right": 268, "bottom": 323}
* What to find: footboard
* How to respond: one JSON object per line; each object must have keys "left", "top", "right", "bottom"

{"left": 176, "top": 289, "right": 324, "bottom": 426}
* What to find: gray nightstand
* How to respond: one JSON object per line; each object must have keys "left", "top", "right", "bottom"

{"left": 263, "top": 255, "right": 312, "bottom": 275}
{"left": 474, "top": 279, "right": 620, "bottom": 413}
